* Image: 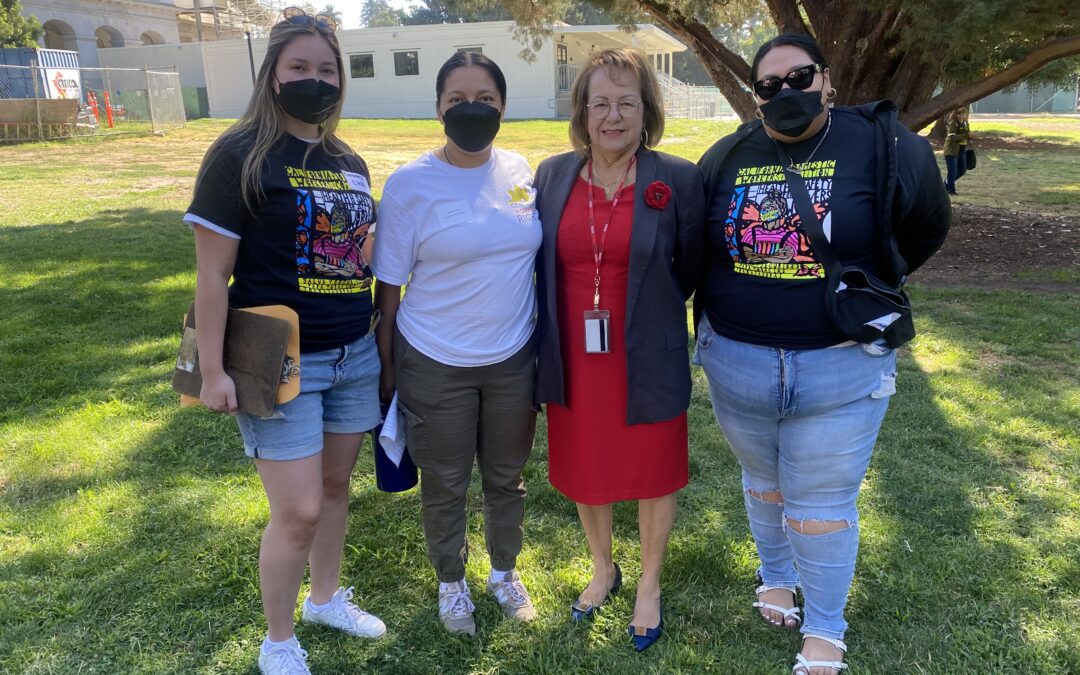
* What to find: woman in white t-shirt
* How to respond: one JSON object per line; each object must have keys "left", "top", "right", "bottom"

{"left": 372, "top": 51, "right": 542, "bottom": 637}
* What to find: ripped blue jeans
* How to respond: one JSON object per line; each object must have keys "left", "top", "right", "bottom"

{"left": 693, "top": 319, "right": 896, "bottom": 641}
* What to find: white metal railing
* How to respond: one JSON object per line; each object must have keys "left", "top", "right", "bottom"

{"left": 657, "top": 71, "right": 734, "bottom": 119}
{"left": 554, "top": 64, "right": 733, "bottom": 120}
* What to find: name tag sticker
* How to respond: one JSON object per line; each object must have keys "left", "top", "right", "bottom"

{"left": 435, "top": 200, "right": 472, "bottom": 228}
{"left": 342, "top": 171, "right": 370, "bottom": 194}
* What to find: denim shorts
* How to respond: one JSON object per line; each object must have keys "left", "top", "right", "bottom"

{"left": 235, "top": 332, "right": 381, "bottom": 461}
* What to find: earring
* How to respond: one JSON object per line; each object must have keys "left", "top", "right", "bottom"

{"left": 754, "top": 108, "right": 765, "bottom": 120}
{"left": 826, "top": 87, "right": 837, "bottom": 101}
{"left": 641, "top": 128, "right": 650, "bottom": 147}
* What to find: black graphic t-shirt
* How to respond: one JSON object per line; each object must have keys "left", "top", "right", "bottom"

{"left": 186, "top": 133, "right": 375, "bottom": 352}
{"left": 701, "top": 109, "right": 883, "bottom": 349}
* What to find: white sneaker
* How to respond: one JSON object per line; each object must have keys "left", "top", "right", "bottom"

{"left": 258, "top": 638, "right": 310, "bottom": 675}
{"left": 486, "top": 570, "right": 537, "bottom": 621}
{"left": 438, "top": 579, "right": 476, "bottom": 636}
{"left": 302, "top": 586, "right": 386, "bottom": 638}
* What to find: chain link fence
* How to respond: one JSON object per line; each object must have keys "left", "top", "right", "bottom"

{"left": 0, "top": 65, "right": 185, "bottom": 142}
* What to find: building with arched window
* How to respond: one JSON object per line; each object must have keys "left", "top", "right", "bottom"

{"left": 28, "top": 1, "right": 180, "bottom": 67}
{"left": 25, "top": 0, "right": 270, "bottom": 68}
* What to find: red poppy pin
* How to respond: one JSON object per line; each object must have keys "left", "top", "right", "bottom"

{"left": 645, "top": 181, "right": 672, "bottom": 209}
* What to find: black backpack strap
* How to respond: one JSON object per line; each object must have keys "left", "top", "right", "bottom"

{"left": 771, "top": 140, "right": 840, "bottom": 275}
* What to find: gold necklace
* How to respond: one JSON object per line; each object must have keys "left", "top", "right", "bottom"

{"left": 592, "top": 164, "right": 633, "bottom": 198}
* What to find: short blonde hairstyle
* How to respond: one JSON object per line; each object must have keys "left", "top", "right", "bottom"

{"left": 568, "top": 48, "right": 665, "bottom": 156}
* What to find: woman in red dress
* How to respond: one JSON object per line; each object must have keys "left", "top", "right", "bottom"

{"left": 534, "top": 48, "right": 706, "bottom": 651}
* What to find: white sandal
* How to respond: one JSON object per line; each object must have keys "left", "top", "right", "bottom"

{"left": 792, "top": 635, "right": 847, "bottom": 674}
{"left": 753, "top": 582, "right": 801, "bottom": 628}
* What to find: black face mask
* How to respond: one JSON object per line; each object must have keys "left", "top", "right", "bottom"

{"left": 275, "top": 78, "right": 341, "bottom": 125}
{"left": 759, "top": 88, "right": 824, "bottom": 137}
{"left": 442, "top": 101, "right": 501, "bottom": 152}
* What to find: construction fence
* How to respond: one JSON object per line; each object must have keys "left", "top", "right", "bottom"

{"left": 0, "top": 65, "right": 185, "bottom": 142}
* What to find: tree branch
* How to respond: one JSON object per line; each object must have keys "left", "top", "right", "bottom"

{"left": 798, "top": 0, "right": 829, "bottom": 36}
{"left": 633, "top": 0, "right": 758, "bottom": 119}
{"left": 764, "top": 0, "right": 809, "bottom": 35}
{"left": 635, "top": 0, "right": 751, "bottom": 82}
{"left": 903, "top": 35, "right": 1080, "bottom": 130}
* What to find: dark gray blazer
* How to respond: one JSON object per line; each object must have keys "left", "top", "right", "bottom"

{"left": 534, "top": 147, "right": 706, "bottom": 425}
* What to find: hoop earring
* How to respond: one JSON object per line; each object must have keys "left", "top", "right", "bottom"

{"left": 641, "top": 128, "right": 649, "bottom": 148}
{"left": 826, "top": 87, "right": 837, "bottom": 101}
{"left": 754, "top": 108, "right": 764, "bottom": 120}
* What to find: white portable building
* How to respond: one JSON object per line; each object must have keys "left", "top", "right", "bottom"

{"left": 199, "top": 20, "right": 687, "bottom": 119}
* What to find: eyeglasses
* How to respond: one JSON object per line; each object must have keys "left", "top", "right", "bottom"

{"left": 586, "top": 100, "right": 641, "bottom": 119}
{"left": 282, "top": 6, "right": 338, "bottom": 33}
{"left": 752, "top": 63, "right": 824, "bottom": 100}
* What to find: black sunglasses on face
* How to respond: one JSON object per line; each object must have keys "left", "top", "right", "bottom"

{"left": 282, "top": 6, "right": 338, "bottom": 33}
{"left": 753, "top": 63, "right": 825, "bottom": 100}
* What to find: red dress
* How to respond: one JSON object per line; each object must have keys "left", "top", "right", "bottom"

{"left": 547, "top": 177, "right": 689, "bottom": 505}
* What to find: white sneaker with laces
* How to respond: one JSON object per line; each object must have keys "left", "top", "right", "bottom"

{"left": 258, "top": 638, "right": 310, "bottom": 675}
{"left": 438, "top": 579, "right": 476, "bottom": 636}
{"left": 301, "top": 586, "right": 386, "bottom": 638}
{"left": 486, "top": 570, "right": 537, "bottom": 621}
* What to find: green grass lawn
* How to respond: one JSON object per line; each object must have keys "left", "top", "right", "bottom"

{"left": 934, "top": 118, "right": 1080, "bottom": 215}
{"left": 0, "top": 118, "right": 1078, "bottom": 674}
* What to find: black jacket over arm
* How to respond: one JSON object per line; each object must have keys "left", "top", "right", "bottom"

{"left": 533, "top": 147, "right": 706, "bottom": 426}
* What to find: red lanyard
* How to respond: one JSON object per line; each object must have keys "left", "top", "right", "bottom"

{"left": 586, "top": 155, "right": 635, "bottom": 310}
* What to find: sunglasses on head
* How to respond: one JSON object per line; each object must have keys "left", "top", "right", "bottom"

{"left": 282, "top": 6, "right": 338, "bottom": 33}
{"left": 753, "top": 63, "right": 825, "bottom": 100}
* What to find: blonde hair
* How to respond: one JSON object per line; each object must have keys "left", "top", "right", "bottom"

{"left": 193, "top": 19, "right": 359, "bottom": 212}
{"left": 568, "top": 48, "right": 665, "bottom": 156}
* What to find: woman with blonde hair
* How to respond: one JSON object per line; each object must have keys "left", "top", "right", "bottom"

{"left": 533, "top": 47, "right": 706, "bottom": 651}
{"left": 185, "top": 8, "right": 384, "bottom": 673}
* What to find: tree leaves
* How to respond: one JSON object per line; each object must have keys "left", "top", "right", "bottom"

{"left": 0, "top": 0, "right": 41, "bottom": 49}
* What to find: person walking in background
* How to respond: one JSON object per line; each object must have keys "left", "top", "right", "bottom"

{"left": 372, "top": 51, "right": 542, "bottom": 638}
{"left": 695, "top": 33, "right": 950, "bottom": 674}
{"left": 186, "top": 8, "right": 385, "bottom": 674}
{"left": 944, "top": 106, "right": 971, "bottom": 195}
{"left": 533, "top": 48, "right": 706, "bottom": 652}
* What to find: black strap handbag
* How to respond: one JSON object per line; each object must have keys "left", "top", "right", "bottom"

{"left": 774, "top": 142, "right": 916, "bottom": 348}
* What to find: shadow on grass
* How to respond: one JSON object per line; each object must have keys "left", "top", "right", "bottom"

{"left": 847, "top": 285, "right": 1080, "bottom": 672}
{"left": 2, "top": 209, "right": 1078, "bottom": 671}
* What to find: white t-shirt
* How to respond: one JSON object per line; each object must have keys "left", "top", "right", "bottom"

{"left": 372, "top": 148, "right": 542, "bottom": 367}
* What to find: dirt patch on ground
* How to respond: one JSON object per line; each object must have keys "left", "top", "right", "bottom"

{"left": 913, "top": 204, "right": 1079, "bottom": 292}
{"left": 963, "top": 135, "right": 1076, "bottom": 152}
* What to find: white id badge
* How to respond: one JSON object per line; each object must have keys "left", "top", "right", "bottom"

{"left": 583, "top": 309, "right": 610, "bottom": 354}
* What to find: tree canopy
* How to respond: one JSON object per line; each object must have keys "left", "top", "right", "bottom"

{"left": 489, "top": 0, "right": 1080, "bottom": 130}
{"left": 360, "top": 0, "right": 406, "bottom": 28}
{"left": 0, "top": 0, "right": 40, "bottom": 49}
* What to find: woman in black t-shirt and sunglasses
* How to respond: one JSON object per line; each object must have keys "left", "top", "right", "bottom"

{"left": 696, "top": 33, "right": 950, "bottom": 675}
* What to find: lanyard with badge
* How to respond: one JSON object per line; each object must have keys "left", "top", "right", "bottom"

{"left": 583, "top": 155, "right": 635, "bottom": 354}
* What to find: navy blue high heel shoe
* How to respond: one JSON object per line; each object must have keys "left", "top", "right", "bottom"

{"left": 627, "top": 595, "right": 663, "bottom": 652}
{"left": 570, "top": 563, "right": 622, "bottom": 622}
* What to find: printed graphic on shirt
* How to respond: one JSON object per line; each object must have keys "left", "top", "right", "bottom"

{"left": 289, "top": 166, "right": 375, "bottom": 294}
{"left": 724, "top": 160, "right": 835, "bottom": 280}
{"left": 506, "top": 184, "right": 538, "bottom": 224}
